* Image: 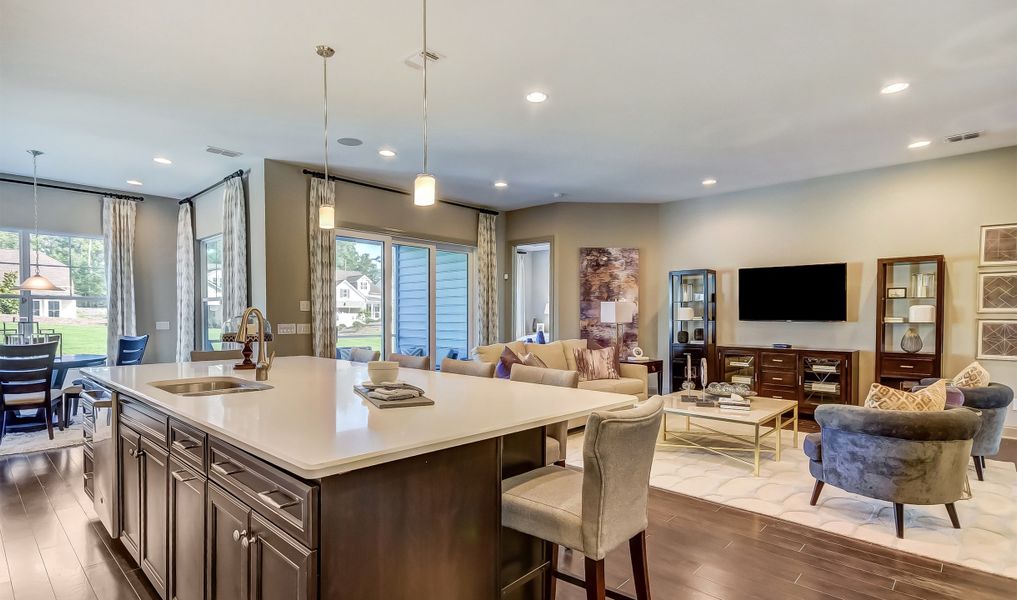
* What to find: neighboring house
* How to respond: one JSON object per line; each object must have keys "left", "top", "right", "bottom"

{"left": 0, "top": 248, "right": 77, "bottom": 319}
{"left": 336, "top": 270, "right": 381, "bottom": 327}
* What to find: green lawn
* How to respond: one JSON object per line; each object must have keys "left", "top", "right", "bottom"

{"left": 38, "top": 323, "right": 107, "bottom": 355}
{"left": 336, "top": 336, "right": 383, "bottom": 352}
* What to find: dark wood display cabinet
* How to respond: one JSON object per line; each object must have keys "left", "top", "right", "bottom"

{"left": 875, "top": 255, "right": 945, "bottom": 390}
{"left": 715, "top": 345, "right": 860, "bottom": 416}
{"left": 669, "top": 269, "right": 717, "bottom": 393}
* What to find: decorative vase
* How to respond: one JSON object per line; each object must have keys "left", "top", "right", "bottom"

{"left": 901, "top": 328, "right": 923, "bottom": 354}
{"left": 694, "top": 328, "right": 704, "bottom": 341}
{"left": 677, "top": 330, "right": 689, "bottom": 343}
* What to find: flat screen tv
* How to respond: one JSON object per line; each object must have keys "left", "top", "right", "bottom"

{"left": 739, "top": 263, "right": 847, "bottom": 321}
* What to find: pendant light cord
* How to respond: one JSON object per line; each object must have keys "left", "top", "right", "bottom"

{"left": 322, "top": 50, "right": 329, "bottom": 193}
{"left": 30, "top": 150, "right": 41, "bottom": 274}
{"left": 422, "top": 0, "right": 428, "bottom": 175}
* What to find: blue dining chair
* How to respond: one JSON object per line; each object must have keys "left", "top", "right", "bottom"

{"left": 115, "top": 334, "right": 149, "bottom": 366}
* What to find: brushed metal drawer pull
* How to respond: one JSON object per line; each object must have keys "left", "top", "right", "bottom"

{"left": 772, "top": 359, "right": 784, "bottom": 363}
{"left": 771, "top": 377, "right": 781, "bottom": 381}
{"left": 128, "top": 448, "right": 145, "bottom": 459}
{"left": 172, "top": 440, "right": 200, "bottom": 452}
{"left": 241, "top": 534, "right": 258, "bottom": 550}
{"left": 232, "top": 529, "right": 247, "bottom": 543}
{"left": 899, "top": 365, "right": 914, "bottom": 369}
{"left": 211, "top": 461, "right": 244, "bottom": 476}
{"left": 258, "top": 490, "right": 298, "bottom": 510}
{"left": 171, "top": 470, "right": 197, "bottom": 483}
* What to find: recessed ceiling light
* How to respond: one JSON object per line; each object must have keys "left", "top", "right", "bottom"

{"left": 152, "top": 156, "right": 172, "bottom": 165}
{"left": 493, "top": 181, "right": 508, "bottom": 188}
{"left": 126, "top": 180, "right": 143, "bottom": 186}
{"left": 702, "top": 178, "right": 717, "bottom": 186}
{"left": 337, "top": 137, "right": 363, "bottom": 146}
{"left": 880, "top": 82, "right": 910, "bottom": 95}
{"left": 525, "top": 91, "right": 548, "bottom": 103}
{"left": 908, "top": 140, "right": 931, "bottom": 149}
{"left": 378, "top": 149, "right": 396, "bottom": 157}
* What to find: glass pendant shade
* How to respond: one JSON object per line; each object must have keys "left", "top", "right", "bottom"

{"left": 414, "top": 173, "right": 436, "bottom": 206}
{"left": 318, "top": 204, "right": 335, "bottom": 229}
{"left": 19, "top": 271, "right": 63, "bottom": 292}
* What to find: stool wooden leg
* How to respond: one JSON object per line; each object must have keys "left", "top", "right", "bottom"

{"left": 973, "top": 456, "right": 984, "bottom": 481}
{"left": 544, "top": 543, "right": 558, "bottom": 599}
{"left": 629, "top": 531, "right": 650, "bottom": 600}
{"left": 584, "top": 557, "right": 605, "bottom": 600}
{"left": 945, "top": 503, "right": 961, "bottom": 529}
{"left": 894, "top": 503, "right": 905, "bottom": 539}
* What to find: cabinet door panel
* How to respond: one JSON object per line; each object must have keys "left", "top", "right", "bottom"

{"left": 207, "top": 484, "right": 250, "bottom": 600}
{"left": 119, "top": 427, "right": 142, "bottom": 562}
{"left": 170, "top": 457, "right": 206, "bottom": 600}
{"left": 249, "top": 514, "right": 317, "bottom": 600}
{"left": 141, "top": 437, "right": 169, "bottom": 599}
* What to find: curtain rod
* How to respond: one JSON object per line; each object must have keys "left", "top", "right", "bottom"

{"left": 182, "top": 169, "right": 245, "bottom": 203}
{"left": 0, "top": 177, "right": 144, "bottom": 202}
{"left": 302, "top": 169, "right": 499, "bottom": 216}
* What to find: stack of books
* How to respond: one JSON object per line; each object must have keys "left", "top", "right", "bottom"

{"left": 719, "top": 394, "right": 751, "bottom": 412}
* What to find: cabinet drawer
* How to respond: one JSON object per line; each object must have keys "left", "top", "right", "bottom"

{"left": 169, "top": 419, "right": 207, "bottom": 472}
{"left": 758, "top": 385, "right": 796, "bottom": 401}
{"left": 760, "top": 352, "right": 795, "bottom": 370}
{"left": 761, "top": 370, "right": 796, "bottom": 387}
{"left": 881, "top": 357, "right": 935, "bottom": 378}
{"left": 209, "top": 440, "right": 318, "bottom": 549}
{"left": 120, "top": 396, "right": 168, "bottom": 446}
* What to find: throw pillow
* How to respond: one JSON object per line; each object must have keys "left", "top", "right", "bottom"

{"left": 951, "top": 361, "right": 991, "bottom": 388}
{"left": 521, "top": 353, "right": 548, "bottom": 369}
{"left": 587, "top": 339, "right": 622, "bottom": 375}
{"left": 864, "top": 379, "right": 947, "bottom": 411}
{"left": 573, "top": 346, "right": 620, "bottom": 382}
{"left": 495, "top": 347, "right": 547, "bottom": 378}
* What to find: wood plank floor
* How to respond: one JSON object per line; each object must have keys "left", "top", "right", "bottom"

{"left": 0, "top": 444, "right": 1013, "bottom": 600}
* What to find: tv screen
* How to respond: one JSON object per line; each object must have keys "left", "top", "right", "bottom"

{"left": 739, "top": 263, "right": 847, "bottom": 321}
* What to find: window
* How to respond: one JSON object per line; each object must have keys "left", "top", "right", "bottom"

{"left": 0, "top": 229, "right": 107, "bottom": 354}
{"left": 359, "top": 279, "right": 370, "bottom": 292}
{"left": 339, "top": 287, "right": 349, "bottom": 299}
{"left": 199, "top": 235, "right": 224, "bottom": 351}
{"left": 336, "top": 235, "right": 385, "bottom": 356}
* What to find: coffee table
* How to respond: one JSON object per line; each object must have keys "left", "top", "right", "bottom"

{"left": 658, "top": 391, "right": 798, "bottom": 476}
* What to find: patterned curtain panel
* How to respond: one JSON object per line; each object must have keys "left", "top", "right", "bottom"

{"left": 103, "top": 197, "right": 137, "bottom": 364}
{"left": 477, "top": 213, "right": 499, "bottom": 345}
{"left": 308, "top": 178, "right": 337, "bottom": 358}
{"left": 175, "top": 201, "right": 195, "bottom": 362}
{"left": 221, "top": 176, "right": 248, "bottom": 326}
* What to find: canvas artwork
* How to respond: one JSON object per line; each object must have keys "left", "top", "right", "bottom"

{"left": 579, "top": 248, "right": 639, "bottom": 354}
{"left": 977, "top": 320, "right": 1017, "bottom": 361}
{"left": 979, "top": 272, "right": 1017, "bottom": 313}
{"left": 980, "top": 223, "right": 1017, "bottom": 266}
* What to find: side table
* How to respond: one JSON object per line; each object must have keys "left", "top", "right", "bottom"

{"left": 621, "top": 358, "right": 664, "bottom": 395}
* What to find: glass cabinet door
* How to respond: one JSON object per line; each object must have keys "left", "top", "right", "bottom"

{"left": 801, "top": 355, "right": 843, "bottom": 406}
{"left": 672, "top": 272, "right": 707, "bottom": 344}
{"left": 721, "top": 352, "right": 755, "bottom": 386}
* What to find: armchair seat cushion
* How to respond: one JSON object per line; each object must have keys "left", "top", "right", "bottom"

{"left": 502, "top": 466, "right": 584, "bottom": 551}
{"left": 803, "top": 433, "right": 822, "bottom": 462}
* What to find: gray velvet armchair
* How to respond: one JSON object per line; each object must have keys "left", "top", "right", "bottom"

{"left": 805, "top": 404, "right": 980, "bottom": 538}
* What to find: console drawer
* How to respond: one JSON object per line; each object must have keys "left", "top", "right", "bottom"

{"left": 760, "top": 352, "right": 795, "bottom": 370}
{"left": 761, "top": 370, "right": 796, "bottom": 387}
{"left": 759, "top": 385, "right": 796, "bottom": 401}
{"left": 169, "top": 419, "right": 206, "bottom": 472}
{"left": 119, "top": 396, "right": 168, "bottom": 446}
{"left": 881, "top": 357, "right": 935, "bottom": 378}
{"left": 208, "top": 440, "right": 318, "bottom": 548}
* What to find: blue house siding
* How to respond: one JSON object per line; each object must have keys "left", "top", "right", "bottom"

{"left": 436, "top": 250, "right": 469, "bottom": 366}
{"left": 393, "top": 245, "right": 430, "bottom": 355}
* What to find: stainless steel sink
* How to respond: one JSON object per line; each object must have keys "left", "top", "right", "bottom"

{"left": 149, "top": 377, "right": 272, "bottom": 396}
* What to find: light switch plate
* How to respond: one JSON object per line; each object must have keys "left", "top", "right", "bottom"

{"left": 299, "top": 301, "right": 311, "bottom": 312}
{"left": 277, "top": 323, "right": 297, "bottom": 335}
{"left": 297, "top": 323, "right": 312, "bottom": 335}
{"left": 155, "top": 321, "right": 170, "bottom": 330}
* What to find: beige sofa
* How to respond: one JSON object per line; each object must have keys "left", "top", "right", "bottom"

{"left": 472, "top": 339, "right": 648, "bottom": 401}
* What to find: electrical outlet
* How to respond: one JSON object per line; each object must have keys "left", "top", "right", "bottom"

{"left": 299, "top": 301, "right": 311, "bottom": 312}
{"left": 297, "top": 323, "right": 312, "bottom": 335}
{"left": 277, "top": 323, "right": 297, "bottom": 335}
{"left": 155, "top": 321, "right": 170, "bottom": 330}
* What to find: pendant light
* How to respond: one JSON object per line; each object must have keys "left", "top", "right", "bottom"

{"left": 413, "top": 0, "right": 436, "bottom": 206}
{"left": 316, "top": 45, "right": 336, "bottom": 229}
{"left": 19, "top": 150, "right": 64, "bottom": 292}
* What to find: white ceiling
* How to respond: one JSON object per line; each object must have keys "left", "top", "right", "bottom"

{"left": 2, "top": 0, "right": 1016, "bottom": 210}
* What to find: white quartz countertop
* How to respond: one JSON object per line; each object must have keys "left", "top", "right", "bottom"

{"left": 82, "top": 356, "right": 635, "bottom": 479}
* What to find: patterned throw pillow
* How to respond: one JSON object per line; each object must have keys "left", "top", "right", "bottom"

{"left": 864, "top": 379, "right": 947, "bottom": 411}
{"left": 573, "top": 346, "right": 620, "bottom": 382}
{"left": 951, "top": 361, "right": 991, "bottom": 388}
{"left": 495, "top": 347, "right": 546, "bottom": 379}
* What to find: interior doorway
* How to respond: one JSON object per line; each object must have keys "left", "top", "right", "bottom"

{"left": 511, "top": 240, "right": 552, "bottom": 341}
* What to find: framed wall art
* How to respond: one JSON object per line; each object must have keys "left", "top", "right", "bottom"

{"left": 979, "top": 271, "right": 1017, "bottom": 313}
{"left": 977, "top": 319, "right": 1017, "bottom": 361}
{"left": 980, "top": 223, "right": 1017, "bottom": 267}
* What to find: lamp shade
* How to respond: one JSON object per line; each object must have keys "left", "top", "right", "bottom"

{"left": 600, "top": 300, "right": 635, "bottom": 324}
{"left": 675, "top": 307, "right": 695, "bottom": 321}
{"left": 908, "top": 304, "right": 936, "bottom": 324}
{"left": 318, "top": 204, "right": 335, "bottom": 229}
{"left": 414, "top": 173, "right": 436, "bottom": 206}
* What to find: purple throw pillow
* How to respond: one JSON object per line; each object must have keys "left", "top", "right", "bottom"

{"left": 496, "top": 346, "right": 522, "bottom": 379}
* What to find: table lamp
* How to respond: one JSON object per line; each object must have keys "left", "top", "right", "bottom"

{"left": 600, "top": 300, "right": 636, "bottom": 359}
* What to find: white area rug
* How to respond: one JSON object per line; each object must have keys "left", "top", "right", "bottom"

{"left": 566, "top": 424, "right": 1017, "bottom": 579}
{"left": 0, "top": 419, "right": 83, "bottom": 456}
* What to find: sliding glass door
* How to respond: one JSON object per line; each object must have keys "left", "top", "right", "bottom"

{"left": 336, "top": 235, "right": 385, "bottom": 357}
{"left": 436, "top": 249, "right": 470, "bottom": 365}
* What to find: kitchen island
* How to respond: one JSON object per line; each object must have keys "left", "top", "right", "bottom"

{"left": 79, "top": 356, "right": 635, "bottom": 600}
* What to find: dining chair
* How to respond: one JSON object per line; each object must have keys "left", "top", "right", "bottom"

{"left": 116, "top": 334, "right": 149, "bottom": 366}
{"left": 502, "top": 397, "right": 663, "bottom": 600}
{"left": 509, "top": 365, "right": 579, "bottom": 466}
{"left": 191, "top": 349, "right": 243, "bottom": 361}
{"left": 440, "top": 358, "right": 495, "bottom": 378}
{"left": 0, "top": 341, "right": 60, "bottom": 444}
{"left": 389, "top": 353, "right": 430, "bottom": 370}
{"left": 349, "top": 348, "right": 380, "bottom": 363}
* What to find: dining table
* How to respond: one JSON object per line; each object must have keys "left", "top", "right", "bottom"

{"left": 1, "top": 352, "right": 107, "bottom": 433}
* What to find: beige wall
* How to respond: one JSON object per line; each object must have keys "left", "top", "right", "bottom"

{"left": 262, "top": 159, "right": 502, "bottom": 356}
{"left": 0, "top": 177, "right": 180, "bottom": 363}
{"left": 656, "top": 146, "right": 1017, "bottom": 423}
{"left": 503, "top": 203, "right": 662, "bottom": 359}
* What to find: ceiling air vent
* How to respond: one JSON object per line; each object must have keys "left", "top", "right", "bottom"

{"left": 944, "top": 131, "right": 984, "bottom": 143}
{"left": 404, "top": 49, "right": 443, "bottom": 70}
{"left": 206, "top": 145, "right": 243, "bottom": 158}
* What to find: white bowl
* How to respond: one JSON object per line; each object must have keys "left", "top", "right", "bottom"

{"left": 367, "top": 361, "right": 400, "bottom": 384}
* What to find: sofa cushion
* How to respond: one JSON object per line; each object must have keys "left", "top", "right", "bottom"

{"left": 803, "top": 433, "right": 822, "bottom": 462}
{"left": 473, "top": 341, "right": 524, "bottom": 364}
{"left": 864, "top": 379, "right": 946, "bottom": 412}
{"left": 952, "top": 361, "right": 991, "bottom": 388}
{"left": 574, "top": 346, "right": 620, "bottom": 382}
{"left": 579, "top": 377, "right": 644, "bottom": 396}
{"left": 562, "top": 339, "right": 588, "bottom": 371}
{"left": 495, "top": 345, "right": 532, "bottom": 379}
{"left": 524, "top": 340, "right": 568, "bottom": 371}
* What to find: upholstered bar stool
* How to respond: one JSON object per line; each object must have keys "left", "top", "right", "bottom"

{"left": 509, "top": 364, "right": 580, "bottom": 466}
{"left": 502, "top": 397, "right": 663, "bottom": 600}
{"left": 439, "top": 357, "right": 495, "bottom": 378}
{"left": 389, "top": 352, "right": 431, "bottom": 370}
